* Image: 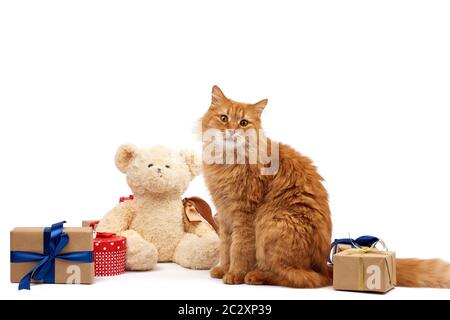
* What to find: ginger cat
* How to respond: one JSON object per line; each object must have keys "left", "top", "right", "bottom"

{"left": 201, "top": 85, "right": 450, "bottom": 288}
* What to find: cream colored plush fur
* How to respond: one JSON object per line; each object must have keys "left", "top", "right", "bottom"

{"left": 97, "top": 144, "right": 219, "bottom": 271}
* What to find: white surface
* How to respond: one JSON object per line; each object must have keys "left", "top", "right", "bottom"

{"left": 3, "top": 263, "right": 450, "bottom": 300}
{"left": 1, "top": 1, "right": 450, "bottom": 299}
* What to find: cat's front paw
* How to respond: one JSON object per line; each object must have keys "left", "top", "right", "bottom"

{"left": 210, "top": 265, "right": 227, "bottom": 279}
{"left": 244, "top": 270, "right": 270, "bottom": 285}
{"left": 223, "top": 271, "right": 245, "bottom": 285}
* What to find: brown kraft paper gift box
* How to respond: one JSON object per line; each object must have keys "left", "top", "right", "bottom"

{"left": 335, "top": 244, "right": 352, "bottom": 254}
{"left": 10, "top": 226, "right": 94, "bottom": 285}
{"left": 333, "top": 248, "right": 396, "bottom": 293}
{"left": 82, "top": 220, "right": 99, "bottom": 228}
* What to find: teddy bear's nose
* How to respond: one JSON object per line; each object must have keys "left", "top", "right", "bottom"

{"left": 157, "top": 168, "right": 162, "bottom": 173}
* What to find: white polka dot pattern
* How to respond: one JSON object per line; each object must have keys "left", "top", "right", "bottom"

{"left": 93, "top": 234, "right": 127, "bottom": 277}
{"left": 94, "top": 250, "right": 126, "bottom": 277}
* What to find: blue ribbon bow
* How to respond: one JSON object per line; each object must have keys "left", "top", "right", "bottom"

{"left": 328, "top": 235, "right": 383, "bottom": 264}
{"left": 10, "top": 221, "right": 93, "bottom": 290}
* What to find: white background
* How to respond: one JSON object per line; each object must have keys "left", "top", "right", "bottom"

{"left": 1, "top": 0, "right": 449, "bottom": 300}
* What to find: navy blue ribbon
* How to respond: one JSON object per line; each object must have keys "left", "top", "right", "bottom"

{"left": 10, "top": 221, "right": 93, "bottom": 290}
{"left": 328, "top": 235, "right": 381, "bottom": 264}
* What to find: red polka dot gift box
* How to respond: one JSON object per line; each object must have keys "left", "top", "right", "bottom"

{"left": 81, "top": 220, "right": 127, "bottom": 276}
{"left": 93, "top": 231, "right": 127, "bottom": 277}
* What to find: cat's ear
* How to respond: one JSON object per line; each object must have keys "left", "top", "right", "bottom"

{"left": 253, "top": 99, "right": 268, "bottom": 114}
{"left": 211, "top": 85, "right": 227, "bottom": 107}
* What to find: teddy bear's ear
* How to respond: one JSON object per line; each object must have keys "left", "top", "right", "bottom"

{"left": 115, "top": 144, "right": 138, "bottom": 173}
{"left": 180, "top": 149, "right": 202, "bottom": 178}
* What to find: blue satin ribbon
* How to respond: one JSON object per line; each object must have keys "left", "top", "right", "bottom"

{"left": 328, "top": 235, "right": 381, "bottom": 264}
{"left": 10, "top": 221, "right": 93, "bottom": 290}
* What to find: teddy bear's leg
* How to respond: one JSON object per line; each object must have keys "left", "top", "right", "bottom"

{"left": 173, "top": 233, "right": 219, "bottom": 269}
{"left": 120, "top": 229, "right": 158, "bottom": 271}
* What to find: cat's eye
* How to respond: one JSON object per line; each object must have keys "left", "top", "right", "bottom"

{"left": 165, "top": 165, "right": 170, "bottom": 168}
{"left": 220, "top": 115, "right": 229, "bottom": 122}
{"left": 239, "top": 119, "right": 249, "bottom": 127}
{"left": 148, "top": 164, "right": 153, "bottom": 168}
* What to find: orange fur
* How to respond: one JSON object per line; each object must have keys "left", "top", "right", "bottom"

{"left": 396, "top": 259, "right": 450, "bottom": 288}
{"left": 202, "top": 86, "right": 332, "bottom": 287}
{"left": 202, "top": 85, "right": 450, "bottom": 288}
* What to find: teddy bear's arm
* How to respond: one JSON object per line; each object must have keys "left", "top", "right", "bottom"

{"left": 97, "top": 201, "right": 135, "bottom": 233}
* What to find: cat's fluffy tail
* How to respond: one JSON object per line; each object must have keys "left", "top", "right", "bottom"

{"left": 396, "top": 258, "right": 450, "bottom": 288}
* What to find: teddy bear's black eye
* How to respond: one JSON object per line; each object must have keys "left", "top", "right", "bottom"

{"left": 165, "top": 165, "right": 170, "bottom": 168}
{"left": 148, "top": 164, "right": 153, "bottom": 168}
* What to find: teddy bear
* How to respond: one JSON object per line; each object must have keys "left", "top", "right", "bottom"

{"left": 97, "top": 144, "right": 219, "bottom": 271}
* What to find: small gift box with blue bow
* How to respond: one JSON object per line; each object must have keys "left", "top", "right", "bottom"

{"left": 329, "top": 235, "right": 396, "bottom": 293}
{"left": 333, "top": 247, "right": 396, "bottom": 293}
{"left": 10, "top": 221, "right": 94, "bottom": 290}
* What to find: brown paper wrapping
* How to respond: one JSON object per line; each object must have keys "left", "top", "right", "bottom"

{"left": 335, "top": 244, "right": 352, "bottom": 254}
{"left": 82, "top": 220, "right": 98, "bottom": 228}
{"left": 333, "top": 248, "right": 396, "bottom": 293}
{"left": 10, "top": 227, "right": 94, "bottom": 285}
